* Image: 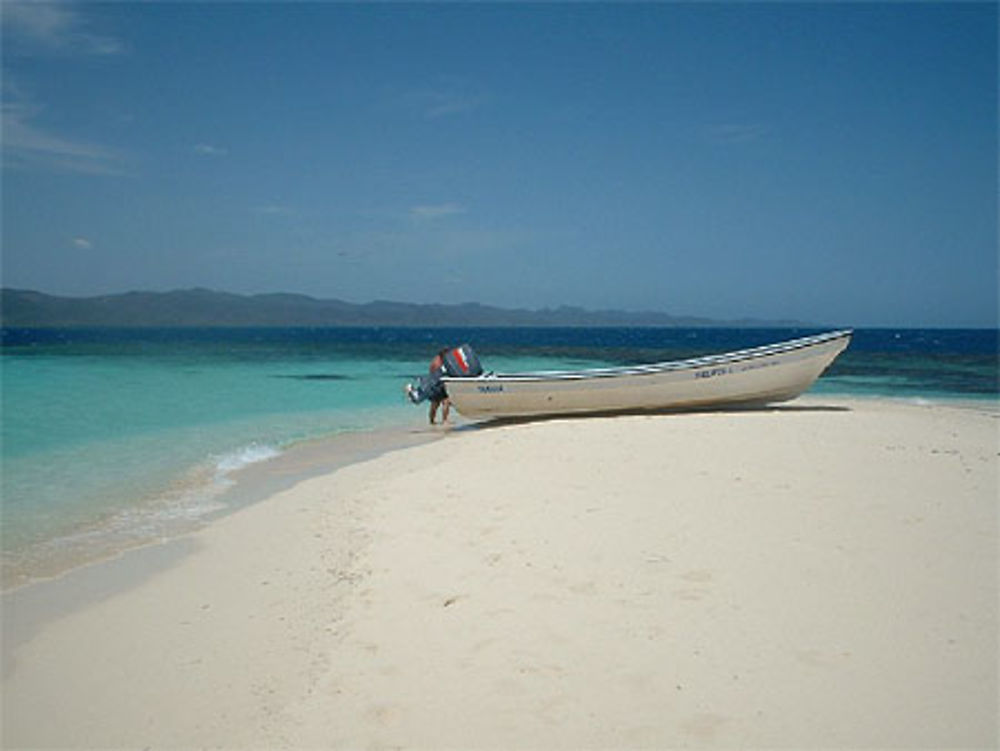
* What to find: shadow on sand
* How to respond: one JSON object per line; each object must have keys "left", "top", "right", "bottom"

{"left": 451, "top": 401, "right": 852, "bottom": 431}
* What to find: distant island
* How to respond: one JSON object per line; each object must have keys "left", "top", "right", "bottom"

{"left": 0, "top": 288, "right": 809, "bottom": 329}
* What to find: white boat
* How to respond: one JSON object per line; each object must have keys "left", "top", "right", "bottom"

{"left": 442, "top": 329, "right": 852, "bottom": 419}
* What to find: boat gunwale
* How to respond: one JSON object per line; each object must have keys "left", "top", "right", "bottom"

{"left": 443, "top": 329, "right": 853, "bottom": 384}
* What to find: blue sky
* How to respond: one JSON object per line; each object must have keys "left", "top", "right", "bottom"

{"left": 2, "top": 2, "right": 996, "bottom": 327}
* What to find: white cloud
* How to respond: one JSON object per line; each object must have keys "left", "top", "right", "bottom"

{"left": 194, "top": 143, "right": 228, "bottom": 157}
{"left": 417, "top": 91, "right": 479, "bottom": 119}
{"left": 2, "top": 100, "right": 126, "bottom": 175}
{"left": 3, "top": 3, "right": 125, "bottom": 56}
{"left": 410, "top": 203, "right": 465, "bottom": 220}
{"left": 72, "top": 237, "right": 94, "bottom": 250}
{"left": 399, "top": 79, "right": 486, "bottom": 119}
{"left": 2, "top": 11, "right": 127, "bottom": 177}
{"left": 706, "top": 123, "right": 769, "bottom": 144}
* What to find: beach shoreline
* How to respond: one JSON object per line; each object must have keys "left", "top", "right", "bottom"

{"left": 2, "top": 396, "right": 997, "bottom": 748}
{"left": 4, "top": 393, "right": 991, "bottom": 596}
{"left": 0, "top": 418, "right": 442, "bottom": 593}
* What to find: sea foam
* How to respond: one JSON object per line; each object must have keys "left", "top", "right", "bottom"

{"left": 214, "top": 443, "right": 282, "bottom": 477}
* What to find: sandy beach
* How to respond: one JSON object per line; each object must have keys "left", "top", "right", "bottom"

{"left": 2, "top": 397, "right": 997, "bottom": 749}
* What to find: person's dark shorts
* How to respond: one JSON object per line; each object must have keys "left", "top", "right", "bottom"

{"left": 429, "top": 381, "right": 448, "bottom": 403}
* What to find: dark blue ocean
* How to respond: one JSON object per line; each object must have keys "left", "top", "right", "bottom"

{"left": 2, "top": 326, "right": 996, "bottom": 588}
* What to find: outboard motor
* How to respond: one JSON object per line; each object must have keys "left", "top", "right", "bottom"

{"left": 406, "top": 344, "right": 482, "bottom": 404}
{"left": 442, "top": 344, "right": 483, "bottom": 378}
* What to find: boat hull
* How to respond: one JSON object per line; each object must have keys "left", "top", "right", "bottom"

{"left": 443, "top": 330, "right": 852, "bottom": 419}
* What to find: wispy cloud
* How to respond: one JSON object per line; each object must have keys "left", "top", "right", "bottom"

{"left": 72, "top": 237, "right": 94, "bottom": 250}
{"left": 413, "top": 91, "right": 480, "bottom": 119}
{"left": 410, "top": 202, "right": 466, "bottom": 220}
{"left": 399, "top": 79, "right": 486, "bottom": 119}
{"left": 2, "top": 5, "right": 127, "bottom": 175}
{"left": 706, "top": 123, "right": 769, "bottom": 145}
{"left": 2, "top": 100, "right": 127, "bottom": 175}
{"left": 194, "top": 143, "right": 228, "bottom": 157}
{"left": 2, "top": 3, "right": 125, "bottom": 56}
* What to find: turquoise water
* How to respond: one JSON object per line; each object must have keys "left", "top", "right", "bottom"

{"left": 3, "top": 353, "right": 403, "bottom": 556}
{"left": 1, "top": 326, "right": 996, "bottom": 588}
{"left": 0, "top": 329, "right": 613, "bottom": 588}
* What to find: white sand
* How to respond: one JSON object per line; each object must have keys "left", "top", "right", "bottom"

{"left": 2, "top": 397, "right": 997, "bottom": 749}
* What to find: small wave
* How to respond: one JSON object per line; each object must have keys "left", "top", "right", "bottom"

{"left": 214, "top": 443, "right": 282, "bottom": 476}
{"left": 3, "top": 443, "right": 289, "bottom": 589}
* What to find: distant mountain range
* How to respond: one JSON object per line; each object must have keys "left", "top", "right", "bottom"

{"left": 0, "top": 288, "right": 808, "bottom": 328}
